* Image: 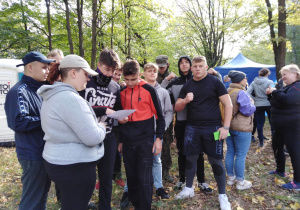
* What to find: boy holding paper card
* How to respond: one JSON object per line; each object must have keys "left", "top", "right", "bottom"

{"left": 174, "top": 56, "right": 233, "bottom": 210}
{"left": 118, "top": 60, "right": 165, "bottom": 210}
{"left": 79, "top": 49, "right": 127, "bottom": 210}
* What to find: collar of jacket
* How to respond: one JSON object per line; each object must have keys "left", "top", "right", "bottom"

{"left": 21, "top": 74, "right": 44, "bottom": 91}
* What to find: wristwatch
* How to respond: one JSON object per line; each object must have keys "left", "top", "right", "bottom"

{"left": 223, "top": 126, "right": 229, "bottom": 130}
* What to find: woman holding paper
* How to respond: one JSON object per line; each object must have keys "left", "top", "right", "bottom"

{"left": 38, "top": 55, "right": 107, "bottom": 209}
{"left": 224, "top": 70, "right": 256, "bottom": 190}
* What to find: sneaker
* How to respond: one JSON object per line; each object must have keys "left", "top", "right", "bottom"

{"left": 87, "top": 202, "right": 97, "bottom": 210}
{"left": 175, "top": 186, "right": 194, "bottom": 200}
{"left": 198, "top": 182, "right": 213, "bottom": 194}
{"left": 259, "top": 142, "right": 264, "bottom": 147}
{"left": 120, "top": 191, "right": 129, "bottom": 209}
{"left": 227, "top": 176, "right": 237, "bottom": 186}
{"left": 115, "top": 178, "right": 125, "bottom": 187}
{"left": 282, "top": 181, "right": 300, "bottom": 191}
{"left": 236, "top": 180, "right": 252, "bottom": 190}
{"left": 263, "top": 136, "right": 269, "bottom": 140}
{"left": 156, "top": 187, "right": 170, "bottom": 199}
{"left": 218, "top": 194, "right": 231, "bottom": 210}
{"left": 163, "top": 173, "right": 174, "bottom": 183}
{"left": 174, "top": 181, "right": 185, "bottom": 190}
{"left": 251, "top": 136, "right": 256, "bottom": 142}
{"left": 268, "top": 170, "right": 286, "bottom": 178}
{"left": 95, "top": 181, "right": 100, "bottom": 189}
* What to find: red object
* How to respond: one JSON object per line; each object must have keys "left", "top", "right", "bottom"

{"left": 115, "top": 178, "right": 125, "bottom": 187}
{"left": 95, "top": 181, "right": 100, "bottom": 189}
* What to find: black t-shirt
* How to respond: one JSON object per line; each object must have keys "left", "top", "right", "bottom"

{"left": 178, "top": 74, "right": 227, "bottom": 126}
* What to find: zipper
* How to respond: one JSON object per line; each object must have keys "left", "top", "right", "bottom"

{"left": 130, "top": 88, "right": 133, "bottom": 121}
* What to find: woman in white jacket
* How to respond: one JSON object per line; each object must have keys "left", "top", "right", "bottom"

{"left": 38, "top": 55, "right": 106, "bottom": 210}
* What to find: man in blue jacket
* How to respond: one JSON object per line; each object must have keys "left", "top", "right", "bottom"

{"left": 5, "top": 51, "right": 54, "bottom": 210}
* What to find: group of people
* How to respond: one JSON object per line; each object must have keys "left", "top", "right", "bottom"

{"left": 4, "top": 48, "right": 300, "bottom": 210}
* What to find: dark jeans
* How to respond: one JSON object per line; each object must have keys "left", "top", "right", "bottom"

{"left": 18, "top": 159, "right": 51, "bottom": 210}
{"left": 161, "top": 123, "right": 173, "bottom": 176}
{"left": 97, "top": 134, "right": 117, "bottom": 210}
{"left": 272, "top": 121, "right": 300, "bottom": 183}
{"left": 44, "top": 161, "right": 96, "bottom": 210}
{"left": 255, "top": 106, "right": 273, "bottom": 143}
{"left": 113, "top": 126, "right": 122, "bottom": 180}
{"left": 123, "top": 137, "right": 154, "bottom": 210}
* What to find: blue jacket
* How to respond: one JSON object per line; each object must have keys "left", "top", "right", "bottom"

{"left": 5, "top": 75, "right": 45, "bottom": 160}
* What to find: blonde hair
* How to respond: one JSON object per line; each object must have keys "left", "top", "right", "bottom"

{"left": 144, "top": 63, "right": 158, "bottom": 72}
{"left": 280, "top": 64, "right": 300, "bottom": 80}
{"left": 192, "top": 56, "right": 207, "bottom": 65}
{"left": 47, "top": 49, "right": 64, "bottom": 59}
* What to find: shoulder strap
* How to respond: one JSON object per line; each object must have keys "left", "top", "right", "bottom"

{"left": 228, "top": 88, "right": 241, "bottom": 118}
{"left": 228, "top": 88, "right": 240, "bottom": 95}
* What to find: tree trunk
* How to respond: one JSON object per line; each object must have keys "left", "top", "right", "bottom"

{"left": 111, "top": 0, "right": 115, "bottom": 49}
{"left": 20, "top": 0, "right": 30, "bottom": 51}
{"left": 91, "top": 0, "right": 97, "bottom": 69}
{"left": 265, "top": 0, "right": 286, "bottom": 80}
{"left": 77, "top": 0, "right": 84, "bottom": 57}
{"left": 63, "top": 0, "right": 74, "bottom": 54}
{"left": 45, "top": 0, "right": 52, "bottom": 51}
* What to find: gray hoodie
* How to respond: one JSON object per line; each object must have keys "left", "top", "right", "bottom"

{"left": 38, "top": 82, "right": 106, "bottom": 165}
{"left": 154, "top": 82, "right": 173, "bottom": 130}
{"left": 247, "top": 76, "right": 274, "bottom": 107}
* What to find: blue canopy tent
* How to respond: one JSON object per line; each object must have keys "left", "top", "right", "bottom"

{"left": 215, "top": 53, "right": 276, "bottom": 86}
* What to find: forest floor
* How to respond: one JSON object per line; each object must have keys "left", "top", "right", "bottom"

{"left": 0, "top": 121, "right": 299, "bottom": 210}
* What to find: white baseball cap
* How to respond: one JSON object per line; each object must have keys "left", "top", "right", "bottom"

{"left": 60, "top": 54, "right": 98, "bottom": 76}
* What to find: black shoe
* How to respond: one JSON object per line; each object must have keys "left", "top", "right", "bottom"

{"left": 198, "top": 182, "right": 213, "bottom": 194}
{"left": 263, "top": 136, "right": 269, "bottom": 140}
{"left": 259, "top": 142, "right": 264, "bottom": 147}
{"left": 163, "top": 173, "right": 174, "bottom": 183}
{"left": 87, "top": 202, "right": 97, "bottom": 210}
{"left": 120, "top": 192, "right": 129, "bottom": 209}
{"left": 156, "top": 188, "right": 170, "bottom": 199}
{"left": 251, "top": 136, "right": 256, "bottom": 142}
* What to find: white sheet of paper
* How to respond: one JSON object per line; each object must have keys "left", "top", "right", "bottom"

{"left": 107, "top": 109, "right": 136, "bottom": 120}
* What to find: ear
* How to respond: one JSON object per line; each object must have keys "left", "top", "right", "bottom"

{"left": 69, "top": 69, "right": 77, "bottom": 79}
{"left": 97, "top": 62, "right": 101, "bottom": 69}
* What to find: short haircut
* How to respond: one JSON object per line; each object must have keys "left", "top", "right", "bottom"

{"left": 259, "top": 68, "right": 270, "bottom": 76}
{"left": 47, "top": 49, "right": 64, "bottom": 59}
{"left": 122, "top": 60, "right": 140, "bottom": 76}
{"left": 60, "top": 67, "right": 81, "bottom": 81}
{"left": 192, "top": 56, "right": 207, "bottom": 65}
{"left": 99, "top": 49, "right": 121, "bottom": 70}
{"left": 280, "top": 64, "right": 300, "bottom": 80}
{"left": 143, "top": 63, "right": 158, "bottom": 72}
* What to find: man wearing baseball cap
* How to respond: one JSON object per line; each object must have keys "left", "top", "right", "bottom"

{"left": 156, "top": 55, "right": 171, "bottom": 84}
{"left": 5, "top": 51, "right": 54, "bottom": 209}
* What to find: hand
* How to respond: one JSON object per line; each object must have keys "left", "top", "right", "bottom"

{"left": 106, "top": 108, "right": 115, "bottom": 115}
{"left": 120, "top": 81, "right": 126, "bottom": 87}
{"left": 98, "top": 122, "right": 106, "bottom": 129}
{"left": 118, "top": 117, "right": 128, "bottom": 124}
{"left": 217, "top": 127, "right": 229, "bottom": 140}
{"left": 207, "top": 68, "right": 217, "bottom": 75}
{"left": 166, "top": 72, "right": 177, "bottom": 81}
{"left": 185, "top": 92, "right": 194, "bottom": 103}
{"left": 152, "top": 138, "right": 162, "bottom": 156}
{"left": 118, "top": 143, "right": 123, "bottom": 155}
{"left": 266, "top": 87, "right": 276, "bottom": 94}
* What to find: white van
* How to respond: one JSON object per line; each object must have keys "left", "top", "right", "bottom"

{"left": 0, "top": 59, "right": 24, "bottom": 146}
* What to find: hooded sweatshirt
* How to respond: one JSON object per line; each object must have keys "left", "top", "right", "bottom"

{"left": 38, "top": 82, "right": 106, "bottom": 165}
{"left": 161, "top": 56, "right": 193, "bottom": 121}
{"left": 247, "top": 76, "right": 274, "bottom": 107}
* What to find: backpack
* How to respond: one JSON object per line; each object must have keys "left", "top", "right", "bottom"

{"left": 219, "top": 88, "right": 239, "bottom": 122}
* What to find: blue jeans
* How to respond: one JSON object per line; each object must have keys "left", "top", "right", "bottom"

{"left": 18, "top": 159, "right": 51, "bottom": 210}
{"left": 225, "top": 130, "right": 251, "bottom": 180}
{"left": 152, "top": 136, "right": 163, "bottom": 189}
